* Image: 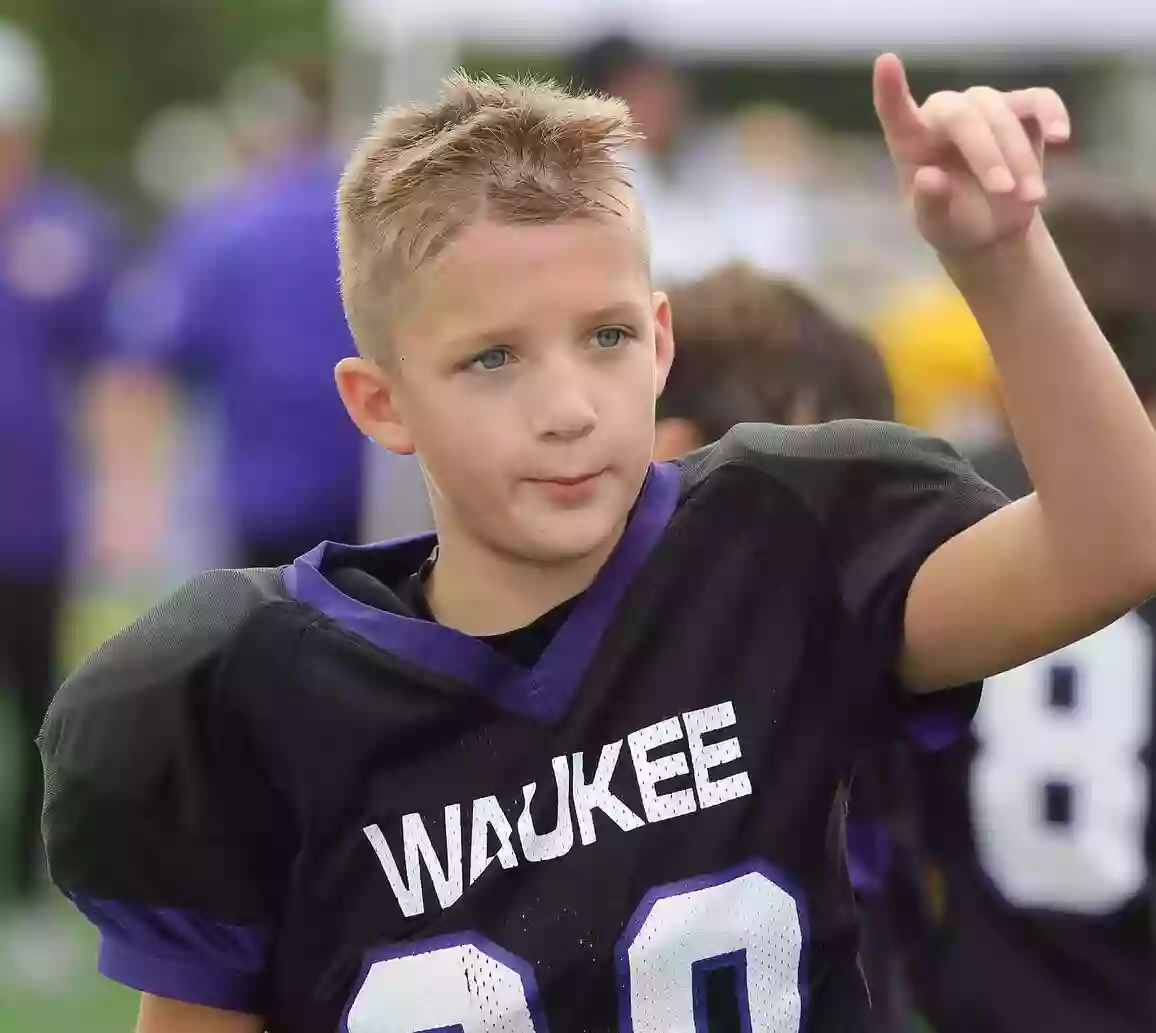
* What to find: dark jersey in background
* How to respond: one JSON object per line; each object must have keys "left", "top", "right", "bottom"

{"left": 40, "top": 422, "right": 1002, "bottom": 1033}
{"left": 907, "top": 441, "right": 1155, "bottom": 1033}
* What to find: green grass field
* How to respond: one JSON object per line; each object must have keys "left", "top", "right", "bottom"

{"left": 0, "top": 591, "right": 143, "bottom": 1033}
{"left": 0, "top": 943, "right": 137, "bottom": 1033}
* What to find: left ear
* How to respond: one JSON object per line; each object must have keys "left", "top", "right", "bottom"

{"left": 651, "top": 290, "right": 675, "bottom": 396}
{"left": 334, "top": 356, "right": 416, "bottom": 455}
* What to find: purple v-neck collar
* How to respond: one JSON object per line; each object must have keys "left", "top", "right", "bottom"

{"left": 286, "top": 462, "right": 681, "bottom": 724}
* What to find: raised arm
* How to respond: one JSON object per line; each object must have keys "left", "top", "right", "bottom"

{"left": 869, "top": 54, "right": 1156, "bottom": 691}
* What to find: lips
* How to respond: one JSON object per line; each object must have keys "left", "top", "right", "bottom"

{"left": 539, "top": 472, "right": 600, "bottom": 486}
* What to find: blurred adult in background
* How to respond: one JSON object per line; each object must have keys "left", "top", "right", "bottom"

{"left": 903, "top": 198, "right": 1156, "bottom": 1033}
{"left": 98, "top": 53, "right": 364, "bottom": 573}
{"left": 571, "top": 35, "right": 818, "bottom": 286}
{"left": 0, "top": 22, "right": 122, "bottom": 910}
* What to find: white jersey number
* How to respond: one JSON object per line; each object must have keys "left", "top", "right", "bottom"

{"left": 343, "top": 863, "right": 804, "bottom": 1033}
{"left": 971, "top": 613, "right": 1152, "bottom": 914}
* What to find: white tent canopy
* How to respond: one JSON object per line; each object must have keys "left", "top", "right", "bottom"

{"left": 338, "top": 0, "right": 1156, "bottom": 60}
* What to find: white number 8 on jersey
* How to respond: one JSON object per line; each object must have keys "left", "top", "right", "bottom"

{"left": 971, "top": 612, "right": 1152, "bottom": 914}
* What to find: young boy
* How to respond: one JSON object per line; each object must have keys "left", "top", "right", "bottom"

{"left": 38, "top": 56, "right": 1156, "bottom": 1033}
{"left": 904, "top": 198, "right": 1156, "bottom": 1033}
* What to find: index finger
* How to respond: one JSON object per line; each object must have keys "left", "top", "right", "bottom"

{"left": 873, "top": 53, "right": 925, "bottom": 145}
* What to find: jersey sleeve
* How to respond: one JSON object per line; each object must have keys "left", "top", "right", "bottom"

{"left": 39, "top": 568, "right": 288, "bottom": 1013}
{"left": 682, "top": 420, "right": 1008, "bottom": 741}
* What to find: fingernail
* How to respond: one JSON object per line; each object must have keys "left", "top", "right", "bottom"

{"left": 1021, "top": 176, "right": 1046, "bottom": 202}
{"left": 1049, "top": 121, "right": 1070, "bottom": 140}
{"left": 986, "top": 168, "right": 1016, "bottom": 193}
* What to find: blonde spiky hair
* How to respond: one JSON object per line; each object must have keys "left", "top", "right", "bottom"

{"left": 337, "top": 72, "right": 642, "bottom": 356}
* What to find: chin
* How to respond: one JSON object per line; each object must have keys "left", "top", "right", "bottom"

{"left": 513, "top": 507, "right": 628, "bottom": 566}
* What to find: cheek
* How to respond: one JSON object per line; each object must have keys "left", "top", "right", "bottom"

{"left": 409, "top": 393, "right": 516, "bottom": 490}
{"left": 608, "top": 352, "right": 661, "bottom": 432}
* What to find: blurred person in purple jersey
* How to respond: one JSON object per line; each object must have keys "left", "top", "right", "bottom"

{"left": 904, "top": 198, "right": 1156, "bottom": 1033}
{"left": 654, "top": 264, "right": 918, "bottom": 1033}
{"left": 98, "top": 53, "right": 364, "bottom": 573}
{"left": 0, "top": 21, "right": 123, "bottom": 912}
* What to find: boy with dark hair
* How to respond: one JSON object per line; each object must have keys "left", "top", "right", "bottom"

{"left": 906, "top": 197, "right": 1156, "bottom": 1033}
{"left": 37, "top": 57, "right": 1156, "bottom": 1033}
{"left": 655, "top": 262, "right": 893, "bottom": 458}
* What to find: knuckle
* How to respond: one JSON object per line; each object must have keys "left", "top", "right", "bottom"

{"left": 923, "top": 91, "right": 964, "bottom": 117}
{"left": 967, "top": 87, "right": 1013, "bottom": 119}
{"left": 964, "top": 85, "right": 1001, "bottom": 103}
{"left": 930, "top": 95, "right": 977, "bottom": 130}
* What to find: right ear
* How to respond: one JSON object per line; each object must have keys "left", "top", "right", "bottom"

{"left": 334, "top": 356, "right": 415, "bottom": 455}
{"left": 652, "top": 290, "right": 676, "bottom": 396}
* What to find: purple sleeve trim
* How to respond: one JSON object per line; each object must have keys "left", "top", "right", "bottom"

{"left": 98, "top": 935, "right": 264, "bottom": 1012}
{"left": 72, "top": 895, "right": 269, "bottom": 1013}
{"left": 902, "top": 682, "right": 982, "bottom": 752}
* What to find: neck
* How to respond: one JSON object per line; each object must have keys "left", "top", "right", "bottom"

{"left": 424, "top": 520, "right": 627, "bottom": 636}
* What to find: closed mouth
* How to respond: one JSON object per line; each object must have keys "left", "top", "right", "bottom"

{"left": 532, "top": 470, "right": 605, "bottom": 486}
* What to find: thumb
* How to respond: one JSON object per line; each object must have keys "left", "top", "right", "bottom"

{"left": 873, "top": 53, "right": 925, "bottom": 146}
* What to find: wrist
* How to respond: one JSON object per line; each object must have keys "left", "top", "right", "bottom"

{"left": 937, "top": 215, "right": 1053, "bottom": 296}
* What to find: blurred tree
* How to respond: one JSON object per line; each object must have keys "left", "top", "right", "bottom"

{"left": 0, "top": 0, "right": 327, "bottom": 216}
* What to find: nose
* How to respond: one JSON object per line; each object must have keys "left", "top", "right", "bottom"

{"left": 530, "top": 358, "right": 597, "bottom": 442}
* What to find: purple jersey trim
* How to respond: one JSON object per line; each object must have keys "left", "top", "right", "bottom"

{"left": 287, "top": 462, "right": 681, "bottom": 724}
{"left": 72, "top": 895, "right": 269, "bottom": 1012}
{"left": 902, "top": 681, "right": 982, "bottom": 752}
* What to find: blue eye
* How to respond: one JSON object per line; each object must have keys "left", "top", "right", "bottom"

{"left": 594, "top": 327, "right": 627, "bottom": 349}
{"left": 471, "top": 347, "right": 511, "bottom": 371}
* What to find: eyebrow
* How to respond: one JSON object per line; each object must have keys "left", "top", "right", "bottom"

{"left": 444, "top": 302, "right": 649, "bottom": 353}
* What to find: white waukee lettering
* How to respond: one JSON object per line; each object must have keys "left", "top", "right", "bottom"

{"left": 684, "top": 701, "right": 752, "bottom": 808}
{"left": 572, "top": 740, "right": 644, "bottom": 845}
{"left": 367, "top": 703, "right": 750, "bottom": 917}
{"left": 628, "top": 717, "right": 698, "bottom": 823}
{"left": 363, "top": 807, "right": 464, "bottom": 919}
{"left": 469, "top": 795, "right": 519, "bottom": 885}
{"left": 518, "top": 755, "right": 574, "bottom": 862}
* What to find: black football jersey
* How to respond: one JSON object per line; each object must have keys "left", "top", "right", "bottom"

{"left": 40, "top": 422, "right": 1003, "bottom": 1033}
{"left": 907, "top": 441, "right": 1156, "bottom": 1033}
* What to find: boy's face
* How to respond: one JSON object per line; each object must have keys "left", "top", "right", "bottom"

{"left": 339, "top": 208, "right": 673, "bottom": 565}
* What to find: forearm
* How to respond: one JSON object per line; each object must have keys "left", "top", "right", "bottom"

{"left": 943, "top": 215, "right": 1156, "bottom": 597}
{"left": 136, "top": 994, "right": 265, "bottom": 1033}
{"left": 86, "top": 364, "right": 178, "bottom": 565}
{"left": 88, "top": 365, "right": 175, "bottom": 483}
